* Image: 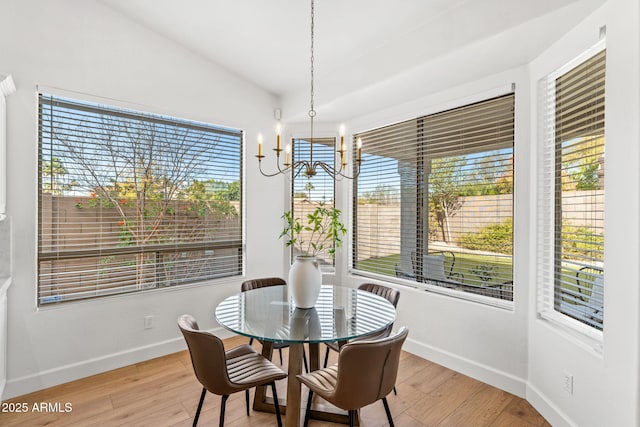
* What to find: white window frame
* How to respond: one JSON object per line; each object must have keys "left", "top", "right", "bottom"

{"left": 536, "top": 39, "right": 606, "bottom": 345}
{"left": 0, "top": 74, "right": 16, "bottom": 221}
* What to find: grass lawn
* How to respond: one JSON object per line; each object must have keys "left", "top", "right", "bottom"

{"left": 355, "top": 252, "right": 600, "bottom": 309}
{"left": 355, "top": 252, "right": 513, "bottom": 287}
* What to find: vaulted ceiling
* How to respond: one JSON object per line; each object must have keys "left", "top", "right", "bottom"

{"left": 101, "top": 0, "right": 606, "bottom": 121}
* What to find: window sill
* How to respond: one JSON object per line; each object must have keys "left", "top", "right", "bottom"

{"left": 37, "top": 274, "right": 242, "bottom": 310}
{"left": 538, "top": 309, "right": 603, "bottom": 355}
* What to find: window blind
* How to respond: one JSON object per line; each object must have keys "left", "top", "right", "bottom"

{"left": 291, "top": 137, "right": 336, "bottom": 267}
{"left": 538, "top": 45, "right": 605, "bottom": 332}
{"left": 353, "top": 94, "right": 514, "bottom": 301}
{"left": 38, "top": 94, "right": 243, "bottom": 304}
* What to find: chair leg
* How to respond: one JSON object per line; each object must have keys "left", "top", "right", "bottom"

{"left": 323, "top": 345, "right": 330, "bottom": 368}
{"left": 193, "top": 388, "right": 207, "bottom": 427}
{"left": 271, "top": 382, "right": 283, "bottom": 427}
{"left": 278, "top": 348, "right": 283, "bottom": 365}
{"left": 302, "top": 346, "right": 309, "bottom": 373}
{"left": 249, "top": 337, "right": 254, "bottom": 346}
{"left": 219, "top": 395, "right": 229, "bottom": 427}
{"left": 245, "top": 389, "right": 250, "bottom": 416}
{"left": 349, "top": 409, "right": 356, "bottom": 427}
{"left": 382, "top": 397, "right": 394, "bottom": 427}
{"left": 303, "top": 390, "right": 313, "bottom": 427}
{"left": 393, "top": 385, "right": 397, "bottom": 395}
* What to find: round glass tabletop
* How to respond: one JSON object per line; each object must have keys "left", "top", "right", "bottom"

{"left": 215, "top": 285, "right": 397, "bottom": 344}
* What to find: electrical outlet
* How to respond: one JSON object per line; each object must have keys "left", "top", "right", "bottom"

{"left": 144, "top": 315, "right": 154, "bottom": 330}
{"left": 562, "top": 371, "right": 573, "bottom": 395}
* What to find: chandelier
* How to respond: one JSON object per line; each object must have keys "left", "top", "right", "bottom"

{"left": 256, "top": 0, "right": 362, "bottom": 179}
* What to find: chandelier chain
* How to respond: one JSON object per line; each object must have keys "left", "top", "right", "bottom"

{"left": 309, "top": 0, "right": 315, "bottom": 118}
{"left": 256, "top": 0, "right": 361, "bottom": 180}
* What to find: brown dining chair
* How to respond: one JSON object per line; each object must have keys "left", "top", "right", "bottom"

{"left": 241, "top": 277, "right": 309, "bottom": 373}
{"left": 323, "top": 283, "right": 400, "bottom": 367}
{"left": 298, "top": 327, "right": 409, "bottom": 427}
{"left": 178, "top": 314, "right": 286, "bottom": 427}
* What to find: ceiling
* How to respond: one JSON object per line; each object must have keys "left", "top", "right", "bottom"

{"left": 100, "top": 0, "right": 605, "bottom": 121}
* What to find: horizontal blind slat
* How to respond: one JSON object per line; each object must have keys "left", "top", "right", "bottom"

{"left": 537, "top": 46, "right": 605, "bottom": 332}
{"left": 353, "top": 94, "right": 514, "bottom": 301}
{"left": 38, "top": 93, "right": 243, "bottom": 305}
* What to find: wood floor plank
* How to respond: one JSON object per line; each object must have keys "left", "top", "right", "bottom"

{"left": 395, "top": 353, "right": 431, "bottom": 384}
{"left": 490, "top": 410, "right": 541, "bottom": 427}
{"left": 436, "top": 383, "right": 514, "bottom": 427}
{"left": 392, "top": 411, "right": 429, "bottom": 427}
{"left": 405, "top": 372, "right": 485, "bottom": 426}
{"left": 501, "top": 398, "right": 549, "bottom": 426}
{"left": 1, "top": 338, "right": 549, "bottom": 427}
{"left": 41, "top": 396, "right": 115, "bottom": 427}
{"left": 0, "top": 395, "right": 113, "bottom": 427}
{"left": 384, "top": 382, "right": 428, "bottom": 414}
{"left": 402, "top": 359, "right": 457, "bottom": 395}
{"left": 109, "top": 370, "right": 194, "bottom": 409}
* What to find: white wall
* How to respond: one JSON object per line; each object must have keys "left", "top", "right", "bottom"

{"left": 0, "top": 0, "right": 286, "bottom": 398}
{"left": 528, "top": 1, "right": 639, "bottom": 426}
{"left": 339, "top": 1, "right": 639, "bottom": 426}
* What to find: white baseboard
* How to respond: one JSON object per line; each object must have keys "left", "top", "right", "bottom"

{"left": 403, "top": 337, "right": 527, "bottom": 397}
{"left": 4, "top": 328, "right": 573, "bottom": 427}
{"left": 3, "top": 326, "right": 236, "bottom": 400}
{"left": 404, "top": 338, "right": 580, "bottom": 426}
{"left": 526, "top": 383, "right": 577, "bottom": 427}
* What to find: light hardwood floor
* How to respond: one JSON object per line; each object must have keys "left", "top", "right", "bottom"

{"left": 0, "top": 335, "right": 549, "bottom": 426}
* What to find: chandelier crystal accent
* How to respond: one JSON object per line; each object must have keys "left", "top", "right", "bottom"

{"left": 256, "top": 0, "right": 362, "bottom": 179}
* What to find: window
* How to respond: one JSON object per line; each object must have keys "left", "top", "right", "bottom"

{"left": 538, "top": 44, "right": 605, "bottom": 332}
{"left": 291, "top": 137, "right": 337, "bottom": 267}
{"left": 353, "top": 94, "right": 515, "bottom": 302}
{"left": 38, "top": 94, "right": 243, "bottom": 305}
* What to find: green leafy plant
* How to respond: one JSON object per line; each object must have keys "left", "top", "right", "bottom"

{"left": 457, "top": 218, "right": 513, "bottom": 255}
{"left": 280, "top": 202, "right": 347, "bottom": 258}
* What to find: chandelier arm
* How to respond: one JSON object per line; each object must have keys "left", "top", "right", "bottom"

{"left": 314, "top": 161, "right": 360, "bottom": 180}
{"left": 333, "top": 160, "right": 345, "bottom": 176}
{"left": 275, "top": 153, "right": 291, "bottom": 174}
{"left": 293, "top": 160, "right": 313, "bottom": 179}
{"left": 336, "top": 158, "right": 362, "bottom": 179}
{"left": 256, "top": 154, "right": 306, "bottom": 177}
{"left": 338, "top": 163, "right": 361, "bottom": 179}
{"left": 292, "top": 162, "right": 308, "bottom": 179}
{"left": 258, "top": 160, "right": 292, "bottom": 177}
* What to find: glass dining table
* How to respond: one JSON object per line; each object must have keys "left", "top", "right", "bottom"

{"left": 215, "top": 284, "right": 397, "bottom": 427}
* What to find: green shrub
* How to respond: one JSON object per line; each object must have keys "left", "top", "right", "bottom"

{"left": 562, "top": 224, "right": 604, "bottom": 261}
{"left": 457, "top": 218, "right": 513, "bottom": 255}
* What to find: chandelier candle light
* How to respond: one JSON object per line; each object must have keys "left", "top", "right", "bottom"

{"left": 256, "top": 0, "right": 362, "bottom": 180}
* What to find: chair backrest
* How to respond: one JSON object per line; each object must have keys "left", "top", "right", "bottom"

{"left": 178, "top": 314, "right": 235, "bottom": 395}
{"left": 241, "top": 277, "right": 286, "bottom": 292}
{"left": 357, "top": 283, "right": 400, "bottom": 340}
{"left": 423, "top": 254, "right": 446, "bottom": 281}
{"left": 411, "top": 250, "right": 455, "bottom": 281}
{"left": 576, "top": 267, "right": 603, "bottom": 299}
{"left": 333, "top": 327, "right": 409, "bottom": 410}
{"left": 358, "top": 283, "right": 400, "bottom": 308}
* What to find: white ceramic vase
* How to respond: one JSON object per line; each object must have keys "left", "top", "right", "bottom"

{"left": 288, "top": 255, "right": 322, "bottom": 308}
